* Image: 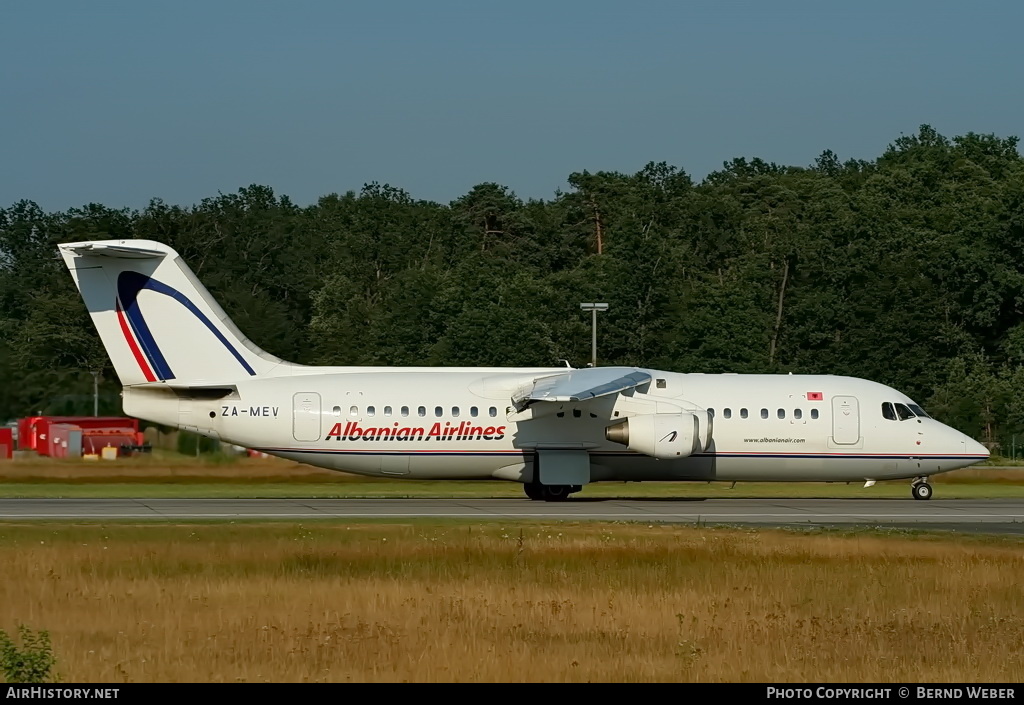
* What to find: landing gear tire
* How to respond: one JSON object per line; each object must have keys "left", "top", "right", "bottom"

{"left": 524, "top": 483, "right": 544, "bottom": 501}
{"left": 524, "top": 482, "right": 582, "bottom": 501}
{"left": 912, "top": 482, "right": 933, "bottom": 501}
{"left": 540, "top": 485, "right": 572, "bottom": 502}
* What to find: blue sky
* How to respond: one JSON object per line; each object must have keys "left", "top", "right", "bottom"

{"left": 2, "top": 1, "right": 1021, "bottom": 211}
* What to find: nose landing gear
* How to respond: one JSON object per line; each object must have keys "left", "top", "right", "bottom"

{"left": 911, "top": 477, "right": 933, "bottom": 501}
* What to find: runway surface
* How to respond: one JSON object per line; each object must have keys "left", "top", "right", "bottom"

{"left": 0, "top": 498, "right": 1023, "bottom": 534}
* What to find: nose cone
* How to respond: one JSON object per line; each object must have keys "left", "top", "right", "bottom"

{"left": 962, "top": 435, "right": 990, "bottom": 460}
{"left": 954, "top": 430, "right": 987, "bottom": 467}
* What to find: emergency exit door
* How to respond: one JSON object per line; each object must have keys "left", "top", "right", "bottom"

{"left": 292, "top": 392, "right": 321, "bottom": 442}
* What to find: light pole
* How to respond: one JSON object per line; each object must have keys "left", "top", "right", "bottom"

{"left": 91, "top": 371, "right": 100, "bottom": 416}
{"left": 579, "top": 303, "right": 608, "bottom": 367}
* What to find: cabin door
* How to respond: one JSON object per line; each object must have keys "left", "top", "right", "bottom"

{"left": 831, "top": 395, "right": 860, "bottom": 444}
{"left": 293, "top": 392, "right": 322, "bottom": 442}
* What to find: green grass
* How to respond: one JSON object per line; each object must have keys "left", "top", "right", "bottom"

{"left": 2, "top": 479, "right": 1023, "bottom": 499}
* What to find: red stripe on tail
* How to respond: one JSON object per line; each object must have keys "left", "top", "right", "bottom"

{"left": 116, "top": 299, "right": 156, "bottom": 382}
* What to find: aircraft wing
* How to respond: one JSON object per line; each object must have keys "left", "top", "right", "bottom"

{"left": 511, "top": 367, "right": 651, "bottom": 411}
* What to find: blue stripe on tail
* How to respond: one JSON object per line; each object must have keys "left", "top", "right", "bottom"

{"left": 117, "top": 271, "right": 257, "bottom": 379}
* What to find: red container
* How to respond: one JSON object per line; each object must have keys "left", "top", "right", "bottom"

{"left": 17, "top": 418, "right": 32, "bottom": 450}
{"left": 18, "top": 417, "right": 141, "bottom": 456}
{"left": 0, "top": 428, "right": 12, "bottom": 459}
{"left": 48, "top": 424, "right": 83, "bottom": 459}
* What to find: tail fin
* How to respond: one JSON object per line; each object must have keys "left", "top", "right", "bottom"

{"left": 59, "top": 239, "right": 286, "bottom": 386}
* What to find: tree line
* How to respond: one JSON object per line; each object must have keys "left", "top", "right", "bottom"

{"left": 2, "top": 125, "right": 1023, "bottom": 452}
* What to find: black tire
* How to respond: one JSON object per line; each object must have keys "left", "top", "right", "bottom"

{"left": 524, "top": 483, "right": 544, "bottom": 501}
{"left": 540, "top": 485, "right": 571, "bottom": 502}
{"left": 912, "top": 482, "right": 933, "bottom": 501}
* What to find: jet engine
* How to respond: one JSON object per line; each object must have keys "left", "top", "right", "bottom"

{"left": 604, "top": 412, "right": 700, "bottom": 459}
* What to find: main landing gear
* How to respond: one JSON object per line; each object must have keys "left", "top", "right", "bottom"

{"left": 911, "top": 477, "right": 933, "bottom": 501}
{"left": 524, "top": 483, "right": 582, "bottom": 502}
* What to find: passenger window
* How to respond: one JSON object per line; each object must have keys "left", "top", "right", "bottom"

{"left": 349, "top": 405, "right": 358, "bottom": 417}
{"left": 740, "top": 408, "right": 748, "bottom": 419}
{"left": 881, "top": 402, "right": 896, "bottom": 421}
{"left": 761, "top": 409, "right": 768, "bottom": 419}
{"left": 401, "top": 406, "right": 409, "bottom": 417}
{"left": 557, "top": 412, "right": 565, "bottom": 417}
{"left": 452, "top": 407, "right": 460, "bottom": 417}
{"left": 489, "top": 407, "right": 497, "bottom": 417}
{"left": 332, "top": 405, "right": 341, "bottom": 416}
{"left": 811, "top": 409, "right": 819, "bottom": 419}
{"left": 708, "top": 408, "right": 714, "bottom": 418}
{"left": 794, "top": 409, "right": 802, "bottom": 420}
{"left": 418, "top": 406, "right": 426, "bottom": 417}
{"left": 434, "top": 406, "right": 443, "bottom": 417}
{"left": 724, "top": 408, "right": 731, "bottom": 419}
{"left": 384, "top": 406, "right": 392, "bottom": 417}
{"left": 777, "top": 409, "right": 785, "bottom": 419}
{"left": 471, "top": 406, "right": 479, "bottom": 417}
{"left": 367, "top": 406, "right": 375, "bottom": 417}
{"left": 894, "top": 403, "right": 915, "bottom": 421}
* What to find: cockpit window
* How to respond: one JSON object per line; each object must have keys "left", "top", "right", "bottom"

{"left": 881, "top": 402, "right": 896, "bottom": 421}
{"left": 907, "top": 404, "right": 930, "bottom": 419}
{"left": 894, "top": 403, "right": 915, "bottom": 421}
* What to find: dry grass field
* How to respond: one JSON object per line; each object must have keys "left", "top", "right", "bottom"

{"left": 0, "top": 521, "right": 1021, "bottom": 683}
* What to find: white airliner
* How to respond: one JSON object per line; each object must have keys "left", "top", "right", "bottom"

{"left": 58, "top": 239, "right": 989, "bottom": 501}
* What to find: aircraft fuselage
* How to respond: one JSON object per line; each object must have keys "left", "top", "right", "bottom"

{"left": 125, "top": 368, "right": 988, "bottom": 484}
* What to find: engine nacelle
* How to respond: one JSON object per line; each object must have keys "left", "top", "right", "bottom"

{"left": 604, "top": 412, "right": 699, "bottom": 459}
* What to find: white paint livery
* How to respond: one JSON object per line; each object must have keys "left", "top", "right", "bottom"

{"left": 59, "top": 239, "right": 989, "bottom": 501}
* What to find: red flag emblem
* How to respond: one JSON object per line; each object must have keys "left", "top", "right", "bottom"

{"left": 807, "top": 392, "right": 823, "bottom": 400}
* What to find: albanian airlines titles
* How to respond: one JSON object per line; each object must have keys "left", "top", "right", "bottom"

{"left": 325, "top": 421, "right": 507, "bottom": 442}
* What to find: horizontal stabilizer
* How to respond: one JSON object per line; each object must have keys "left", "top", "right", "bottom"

{"left": 166, "top": 384, "right": 238, "bottom": 400}
{"left": 61, "top": 243, "right": 167, "bottom": 259}
{"left": 512, "top": 367, "right": 651, "bottom": 411}
{"left": 128, "top": 383, "right": 239, "bottom": 400}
